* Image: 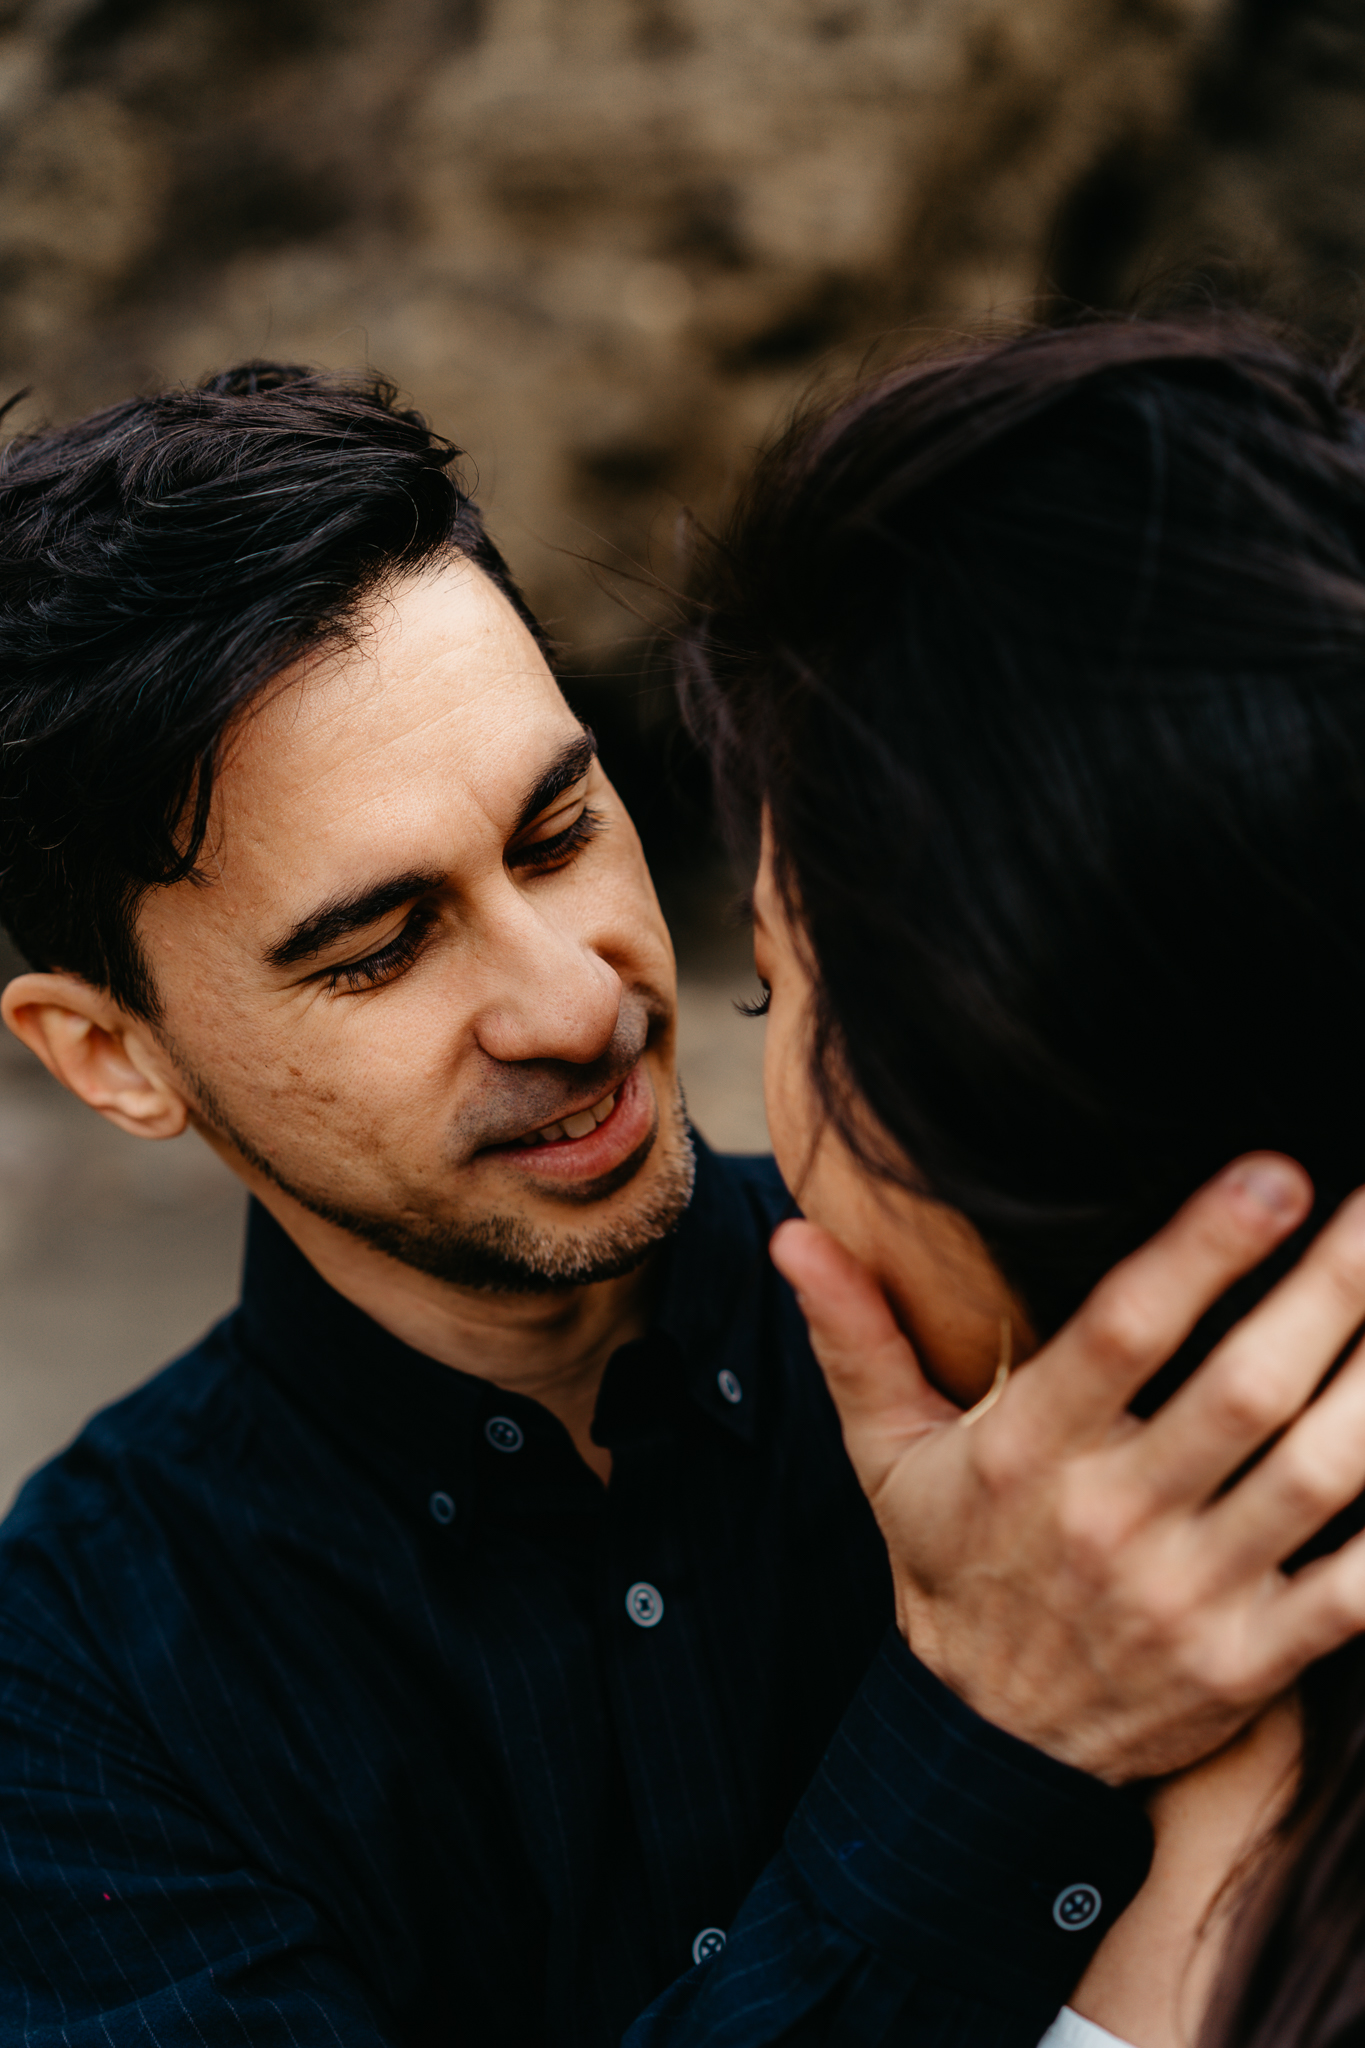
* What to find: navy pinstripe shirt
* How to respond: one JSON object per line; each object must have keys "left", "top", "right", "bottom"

{"left": 0, "top": 1141, "right": 1151, "bottom": 2045}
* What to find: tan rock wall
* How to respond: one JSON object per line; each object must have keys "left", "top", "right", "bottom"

{"left": 0, "top": 0, "right": 1360, "bottom": 656}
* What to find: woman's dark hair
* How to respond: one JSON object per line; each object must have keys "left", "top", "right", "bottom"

{"left": 678, "top": 314, "right": 1365, "bottom": 2048}
{"left": 0, "top": 360, "right": 543, "bottom": 1017}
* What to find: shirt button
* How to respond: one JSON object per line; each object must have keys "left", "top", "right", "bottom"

{"left": 485, "top": 1416, "right": 524, "bottom": 1453}
{"left": 692, "top": 1926, "right": 727, "bottom": 1965}
{"left": 716, "top": 1368, "right": 743, "bottom": 1404}
{"left": 427, "top": 1490, "right": 456, "bottom": 1526}
{"left": 1052, "top": 1883, "right": 1102, "bottom": 1931}
{"left": 625, "top": 1581, "right": 665, "bottom": 1628}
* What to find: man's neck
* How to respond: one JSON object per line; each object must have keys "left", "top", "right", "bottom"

{"left": 250, "top": 1183, "right": 659, "bottom": 1484}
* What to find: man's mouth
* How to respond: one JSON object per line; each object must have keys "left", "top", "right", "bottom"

{"left": 520, "top": 1086, "right": 619, "bottom": 1147}
{"left": 486, "top": 1060, "right": 657, "bottom": 1185}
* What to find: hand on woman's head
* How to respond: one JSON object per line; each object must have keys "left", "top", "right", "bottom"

{"left": 753, "top": 819, "right": 1032, "bottom": 1409}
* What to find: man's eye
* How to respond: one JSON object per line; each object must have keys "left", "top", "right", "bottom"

{"left": 322, "top": 906, "right": 437, "bottom": 994}
{"left": 511, "top": 806, "right": 603, "bottom": 873}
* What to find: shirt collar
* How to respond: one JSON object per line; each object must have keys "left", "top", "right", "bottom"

{"left": 233, "top": 1136, "right": 770, "bottom": 1514}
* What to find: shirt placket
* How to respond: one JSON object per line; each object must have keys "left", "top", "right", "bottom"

{"left": 596, "top": 1416, "right": 760, "bottom": 1987}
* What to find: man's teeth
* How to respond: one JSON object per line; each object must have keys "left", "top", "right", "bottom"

{"left": 527, "top": 1091, "right": 616, "bottom": 1147}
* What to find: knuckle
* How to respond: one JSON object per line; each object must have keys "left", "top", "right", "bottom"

{"left": 1323, "top": 1244, "right": 1365, "bottom": 1313}
{"left": 1270, "top": 1437, "right": 1344, "bottom": 1518}
{"left": 1206, "top": 1358, "right": 1285, "bottom": 1441}
{"left": 971, "top": 1425, "right": 1033, "bottom": 1497}
{"left": 1326, "top": 1580, "right": 1365, "bottom": 1636}
{"left": 1078, "top": 1280, "right": 1164, "bottom": 1372}
{"left": 1185, "top": 1640, "right": 1251, "bottom": 1705}
{"left": 1307, "top": 1582, "right": 1357, "bottom": 1639}
{"left": 1303, "top": 1561, "right": 1365, "bottom": 1637}
{"left": 1053, "top": 1474, "right": 1134, "bottom": 1573}
{"left": 1136, "top": 1593, "right": 1253, "bottom": 1698}
{"left": 1126, "top": 1568, "right": 1192, "bottom": 1644}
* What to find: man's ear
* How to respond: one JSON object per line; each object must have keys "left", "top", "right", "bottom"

{"left": 1, "top": 971, "right": 190, "bottom": 1140}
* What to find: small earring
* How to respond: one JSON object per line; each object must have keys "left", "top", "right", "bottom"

{"left": 959, "top": 1312, "right": 1013, "bottom": 1427}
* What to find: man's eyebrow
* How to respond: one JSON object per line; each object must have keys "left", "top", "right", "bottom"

{"left": 262, "top": 730, "right": 598, "bottom": 972}
{"left": 264, "top": 870, "right": 445, "bottom": 972}
{"left": 513, "top": 728, "right": 597, "bottom": 836}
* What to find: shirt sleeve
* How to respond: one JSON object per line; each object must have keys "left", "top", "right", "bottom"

{"left": 0, "top": 1615, "right": 395, "bottom": 2048}
{"left": 623, "top": 1630, "right": 1154, "bottom": 2048}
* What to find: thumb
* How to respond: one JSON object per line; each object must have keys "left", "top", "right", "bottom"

{"left": 770, "top": 1220, "right": 957, "bottom": 1487}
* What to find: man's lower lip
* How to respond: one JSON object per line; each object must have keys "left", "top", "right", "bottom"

{"left": 490, "top": 1064, "right": 653, "bottom": 1179}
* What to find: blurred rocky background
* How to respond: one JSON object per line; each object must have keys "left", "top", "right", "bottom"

{"left": 0, "top": 0, "right": 1362, "bottom": 1505}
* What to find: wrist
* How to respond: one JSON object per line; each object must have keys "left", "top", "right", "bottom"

{"left": 786, "top": 1630, "right": 1155, "bottom": 2025}
{"left": 891, "top": 1593, "right": 1131, "bottom": 1785}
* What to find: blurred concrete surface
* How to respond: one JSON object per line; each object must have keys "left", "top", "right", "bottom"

{"left": 0, "top": 932, "right": 766, "bottom": 1515}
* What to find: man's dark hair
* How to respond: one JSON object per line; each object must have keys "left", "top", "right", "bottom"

{"left": 679, "top": 313, "right": 1365, "bottom": 2048}
{"left": 0, "top": 360, "right": 543, "bottom": 1017}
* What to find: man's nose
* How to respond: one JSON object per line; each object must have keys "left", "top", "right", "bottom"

{"left": 469, "top": 886, "right": 623, "bottom": 1067}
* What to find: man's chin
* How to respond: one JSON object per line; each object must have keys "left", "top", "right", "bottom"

{"left": 313, "top": 1117, "right": 696, "bottom": 1294}
{"left": 197, "top": 1072, "right": 697, "bottom": 1297}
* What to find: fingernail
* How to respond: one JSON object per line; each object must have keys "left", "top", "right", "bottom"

{"left": 1232, "top": 1160, "right": 1304, "bottom": 1218}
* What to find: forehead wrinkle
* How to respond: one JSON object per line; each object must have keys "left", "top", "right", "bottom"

{"left": 215, "top": 641, "right": 566, "bottom": 873}
{"left": 250, "top": 655, "right": 550, "bottom": 802}
{"left": 289, "top": 684, "right": 578, "bottom": 848}
{"left": 186, "top": 564, "right": 569, "bottom": 933}
{"left": 224, "top": 551, "right": 554, "bottom": 789}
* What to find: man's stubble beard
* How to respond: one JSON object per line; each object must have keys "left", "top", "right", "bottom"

{"left": 173, "top": 1051, "right": 697, "bottom": 1295}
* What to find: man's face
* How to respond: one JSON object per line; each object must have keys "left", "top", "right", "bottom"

{"left": 135, "top": 558, "right": 692, "bottom": 1292}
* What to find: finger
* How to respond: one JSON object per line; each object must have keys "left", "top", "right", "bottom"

{"left": 1013, "top": 1154, "right": 1312, "bottom": 1456}
{"left": 769, "top": 1220, "right": 957, "bottom": 1488}
{"left": 1194, "top": 1326, "right": 1365, "bottom": 1580}
{"left": 1126, "top": 1182, "right": 1365, "bottom": 1507}
{"left": 1248, "top": 1525, "right": 1365, "bottom": 1694}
